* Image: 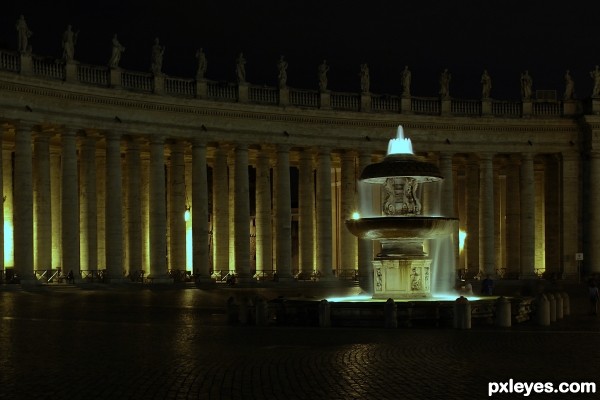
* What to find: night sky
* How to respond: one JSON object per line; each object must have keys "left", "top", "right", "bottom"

{"left": 1, "top": 0, "right": 599, "bottom": 100}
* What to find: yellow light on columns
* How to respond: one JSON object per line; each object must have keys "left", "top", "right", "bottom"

{"left": 184, "top": 206, "right": 191, "bottom": 222}
{"left": 185, "top": 207, "right": 192, "bottom": 272}
{"left": 458, "top": 230, "right": 467, "bottom": 253}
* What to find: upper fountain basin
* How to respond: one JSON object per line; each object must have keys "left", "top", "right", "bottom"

{"left": 345, "top": 216, "right": 457, "bottom": 240}
{"left": 360, "top": 154, "right": 443, "bottom": 184}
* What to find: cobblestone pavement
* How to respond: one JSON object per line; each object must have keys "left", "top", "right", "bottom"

{"left": 0, "top": 284, "right": 599, "bottom": 399}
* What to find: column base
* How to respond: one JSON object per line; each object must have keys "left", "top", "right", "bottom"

{"left": 194, "top": 276, "right": 216, "bottom": 287}
{"left": 146, "top": 275, "right": 174, "bottom": 284}
{"left": 20, "top": 279, "right": 42, "bottom": 286}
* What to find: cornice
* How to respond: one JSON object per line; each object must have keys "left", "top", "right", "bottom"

{"left": 0, "top": 76, "right": 580, "bottom": 136}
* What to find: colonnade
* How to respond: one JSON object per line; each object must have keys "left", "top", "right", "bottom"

{"left": 0, "top": 123, "right": 584, "bottom": 284}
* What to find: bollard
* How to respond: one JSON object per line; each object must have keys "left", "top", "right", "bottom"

{"left": 239, "top": 297, "right": 253, "bottom": 325}
{"left": 535, "top": 294, "right": 550, "bottom": 326}
{"left": 554, "top": 292, "right": 564, "bottom": 320}
{"left": 318, "top": 299, "right": 331, "bottom": 328}
{"left": 495, "top": 296, "right": 512, "bottom": 328}
{"left": 561, "top": 292, "right": 570, "bottom": 316}
{"left": 384, "top": 298, "right": 398, "bottom": 328}
{"left": 255, "top": 297, "right": 269, "bottom": 326}
{"left": 453, "top": 296, "right": 471, "bottom": 329}
{"left": 547, "top": 293, "right": 556, "bottom": 323}
{"left": 226, "top": 296, "right": 239, "bottom": 325}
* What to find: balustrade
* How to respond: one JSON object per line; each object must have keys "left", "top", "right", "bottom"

{"left": 121, "top": 71, "right": 154, "bottom": 92}
{"left": 0, "top": 50, "right": 20, "bottom": 72}
{"left": 331, "top": 92, "right": 360, "bottom": 111}
{"left": 451, "top": 99, "right": 481, "bottom": 115}
{"left": 77, "top": 64, "right": 109, "bottom": 86}
{"left": 492, "top": 101, "right": 522, "bottom": 116}
{"left": 207, "top": 81, "right": 237, "bottom": 101}
{"left": 411, "top": 97, "right": 440, "bottom": 114}
{"left": 533, "top": 101, "right": 561, "bottom": 116}
{"left": 248, "top": 85, "right": 279, "bottom": 104}
{"left": 290, "top": 89, "right": 319, "bottom": 107}
{"left": 165, "top": 76, "right": 196, "bottom": 97}
{"left": 371, "top": 95, "right": 400, "bottom": 112}
{"left": 32, "top": 56, "right": 65, "bottom": 80}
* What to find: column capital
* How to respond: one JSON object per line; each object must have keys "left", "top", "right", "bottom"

{"left": 148, "top": 134, "right": 166, "bottom": 145}
{"left": 438, "top": 151, "right": 454, "bottom": 160}
{"left": 104, "top": 130, "right": 122, "bottom": 141}
{"left": 521, "top": 152, "right": 534, "bottom": 161}
{"left": 479, "top": 152, "right": 495, "bottom": 161}
{"left": 191, "top": 137, "right": 207, "bottom": 148}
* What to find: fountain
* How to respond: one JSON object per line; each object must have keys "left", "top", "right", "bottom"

{"left": 346, "top": 126, "right": 458, "bottom": 299}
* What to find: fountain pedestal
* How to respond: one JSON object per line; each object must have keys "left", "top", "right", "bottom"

{"left": 373, "top": 257, "right": 431, "bottom": 299}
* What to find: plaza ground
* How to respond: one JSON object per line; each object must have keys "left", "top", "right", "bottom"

{"left": 0, "top": 283, "right": 599, "bottom": 399}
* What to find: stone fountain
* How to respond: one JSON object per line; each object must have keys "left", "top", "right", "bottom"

{"left": 346, "top": 126, "right": 458, "bottom": 299}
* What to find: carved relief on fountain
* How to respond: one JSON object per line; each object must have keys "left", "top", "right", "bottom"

{"left": 382, "top": 177, "right": 421, "bottom": 216}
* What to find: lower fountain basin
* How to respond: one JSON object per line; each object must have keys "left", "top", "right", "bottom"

{"left": 345, "top": 216, "right": 458, "bottom": 240}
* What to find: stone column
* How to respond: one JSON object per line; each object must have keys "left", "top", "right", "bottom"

{"left": 191, "top": 139, "right": 211, "bottom": 281}
{"left": 561, "top": 151, "right": 579, "bottom": 278}
{"left": 255, "top": 149, "right": 272, "bottom": 275}
{"left": 105, "top": 131, "right": 123, "bottom": 281}
{"left": 233, "top": 144, "right": 251, "bottom": 280}
{"left": 479, "top": 153, "right": 495, "bottom": 276}
{"left": 228, "top": 150, "right": 236, "bottom": 270}
{"left": 212, "top": 145, "right": 229, "bottom": 274}
{"left": 14, "top": 124, "right": 34, "bottom": 281}
{"left": 50, "top": 148, "right": 61, "bottom": 269}
{"left": 588, "top": 149, "right": 600, "bottom": 274}
{"left": 439, "top": 153, "right": 455, "bottom": 217}
{"left": 520, "top": 153, "right": 536, "bottom": 277}
{"left": 274, "top": 145, "right": 292, "bottom": 280}
{"left": 357, "top": 151, "right": 373, "bottom": 291}
{"left": 544, "top": 155, "right": 561, "bottom": 274}
{"left": 141, "top": 153, "right": 150, "bottom": 274}
{"left": 298, "top": 149, "right": 314, "bottom": 276}
{"left": 505, "top": 155, "right": 521, "bottom": 276}
{"left": 168, "top": 141, "right": 186, "bottom": 272}
{"left": 316, "top": 148, "right": 334, "bottom": 279}
{"left": 126, "top": 137, "right": 142, "bottom": 276}
{"left": 0, "top": 130, "right": 4, "bottom": 271}
{"left": 148, "top": 135, "right": 170, "bottom": 281}
{"left": 465, "top": 154, "right": 480, "bottom": 277}
{"left": 79, "top": 135, "right": 97, "bottom": 272}
{"left": 340, "top": 150, "right": 357, "bottom": 271}
{"left": 61, "top": 130, "right": 80, "bottom": 281}
{"left": 33, "top": 133, "right": 52, "bottom": 271}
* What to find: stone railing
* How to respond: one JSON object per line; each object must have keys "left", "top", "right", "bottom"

{"left": 32, "top": 56, "right": 65, "bottom": 80}
{"left": 121, "top": 71, "right": 154, "bottom": 92}
{"left": 0, "top": 50, "right": 20, "bottom": 72}
{"left": 78, "top": 63, "right": 109, "bottom": 86}
{"left": 0, "top": 50, "right": 583, "bottom": 118}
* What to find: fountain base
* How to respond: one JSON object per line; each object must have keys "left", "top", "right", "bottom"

{"left": 373, "top": 257, "right": 431, "bottom": 299}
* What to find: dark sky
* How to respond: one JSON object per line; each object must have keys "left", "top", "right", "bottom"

{"left": 1, "top": 0, "right": 599, "bottom": 99}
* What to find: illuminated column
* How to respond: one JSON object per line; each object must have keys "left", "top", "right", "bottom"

{"left": 212, "top": 145, "right": 229, "bottom": 273}
{"left": 340, "top": 150, "right": 356, "bottom": 271}
{"left": 141, "top": 153, "right": 150, "bottom": 274}
{"left": 126, "top": 137, "right": 142, "bottom": 275}
{"left": 148, "top": 135, "right": 169, "bottom": 281}
{"left": 439, "top": 153, "right": 455, "bottom": 217}
{"left": 96, "top": 149, "right": 106, "bottom": 269}
{"left": 255, "top": 149, "right": 272, "bottom": 274}
{"left": 0, "top": 130, "right": 3, "bottom": 271}
{"left": 505, "top": 155, "right": 520, "bottom": 275}
{"left": 79, "top": 135, "right": 97, "bottom": 272}
{"left": 357, "top": 151, "right": 373, "bottom": 291}
{"left": 191, "top": 139, "right": 210, "bottom": 280}
{"left": 316, "top": 148, "right": 334, "bottom": 279}
{"left": 465, "top": 154, "right": 480, "bottom": 276}
{"left": 105, "top": 131, "right": 123, "bottom": 280}
{"left": 14, "top": 124, "right": 34, "bottom": 281}
{"left": 520, "top": 152, "right": 536, "bottom": 277}
{"left": 50, "top": 148, "right": 61, "bottom": 269}
{"left": 33, "top": 132, "right": 51, "bottom": 270}
{"left": 233, "top": 143, "right": 251, "bottom": 280}
{"left": 61, "top": 130, "right": 80, "bottom": 280}
{"left": 228, "top": 150, "right": 235, "bottom": 269}
{"left": 168, "top": 140, "right": 186, "bottom": 271}
{"left": 299, "top": 149, "right": 314, "bottom": 275}
{"left": 479, "top": 153, "right": 495, "bottom": 276}
{"left": 561, "top": 151, "right": 579, "bottom": 278}
{"left": 273, "top": 145, "right": 292, "bottom": 280}
{"left": 588, "top": 149, "right": 600, "bottom": 273}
